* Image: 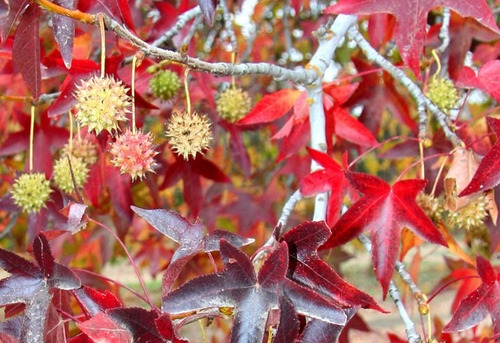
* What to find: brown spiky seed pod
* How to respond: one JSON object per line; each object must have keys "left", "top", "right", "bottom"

{"left": 165, "top": 111, "right": 212, "bottom": 160}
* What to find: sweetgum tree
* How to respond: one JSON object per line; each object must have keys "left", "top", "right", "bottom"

{"left": 1, "top": 0, "right": 500, "bottom": 342}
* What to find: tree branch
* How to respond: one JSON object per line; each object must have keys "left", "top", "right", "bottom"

{"left": 151, "top": 6, "right": 202, "bottom": 48}
{"left": 347, "top": 25, "right": 462, "bottom": 146}
{"left": 307, "top": 14, "right": 357, "bottom": 221}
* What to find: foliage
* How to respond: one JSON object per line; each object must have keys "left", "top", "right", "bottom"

{"left": 1, "top": 0, "right": 500, "bottom": 342}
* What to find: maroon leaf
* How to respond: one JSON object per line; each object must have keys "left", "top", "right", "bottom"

{"left": 107, "top": 307, "right": 172, "bottom": 343}
{"left": 12, "top": 3, "right": 40, "bottom": 100}
{"left": 299, "top": 308, "right": 358, "bottom": 343}
{"left": 327, "top": 173, "right": 447, "bottom": 297}
{"left": 274, "top": 295, "right": 300, "bottom": 343}
{"left": 154, "top": 313, "right": 189, "bottom": 343}
{"left": 163, "top": 240, "right": 346, "bottom": 343}
{"left": 0, "top": 0, "right": 29, "bottom": 43}
{"left": 443, "top": 255, "right": 500, "bottom": 337}
{"left": 326, "top": 0, "right": 500, "bottom": 77}
{"left": 131, "top": 206, "right": 253, "bottom": 292}
{"left": 52, "top": 0, "right": 75, "bottom": 69}
{"left": 33, "top": 233, "right": 55, "bottom": 279}
{"left": 77, "top": 312, "right": 133, "bottom": 343}
{"left": 282, "top": 221, "right": 384, "bottom": 311}
{"left": 460, "top": 117, "right": 500, "bottom": 196}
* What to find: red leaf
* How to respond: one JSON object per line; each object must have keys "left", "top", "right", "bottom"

{"left": 12, "top": 4, "right": 41, "bottom": 100}
{"left": 444, "top": 256, "right": 500, "bottom": 337}
{"left": 73, "top": 286, "right": 122, "bottom": 317}
{"left": 77, "top": 312, "right": 132, "bottom": 343}
{"left": 326, "top": 173, "right": 447, "bottom": 297}
{"left": 0, "top": 0, "right": 29, "bottom": 43}
{"left": 460, "top": 117, "right": 500, "bottom": 196}
{"left": 329, "top": 106, "right": 377, "bottom": 147}
{"left": 238, "top": 89, "right": 302, "bottom": 125}
{"left": 33, "top": 233, "right": 55, "bottom": 279}
{"left": 326, "top": 0, "right": 500, "bottom": 77}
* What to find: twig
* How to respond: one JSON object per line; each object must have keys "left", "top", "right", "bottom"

{"left": 358, "top": 234, "right": 421, "bottom": 343}
{"left": 252, "top": 190, "right": 303, "bottom": 263}
{"left": 307, "top": 14, "right": 357, "bottom": 221}
{"left": 35, "top": 0, "right": 95, "bottom": 23}
{"left": 348, "top": 25, "right": 462, "bottom": 146}
{"left": 182, "top": 15, "right": 203, "bottom": 47}
{"left": 220, "top": 0, "right": 238, "bottom": 53}
{"left": 0, "top": 92, "right": 61, "bottom": 105}
{"left": 437, "top": 7, "right": 451, "bottom": 54}
{"left": 151, "top": 6, "right": 202, "bottom": 48}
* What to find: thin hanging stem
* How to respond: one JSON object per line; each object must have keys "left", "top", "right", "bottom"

{"left": 184, "top": 68, "right": 191, "bottom": 114}
{"left": 419, "top": 140, "right": 425, "bottom": 179}
{"left": 29, "top": 105, "right": 35, "bottom": 173}
{"left": 69, "top": 111, "right": 74, "bottom": 152}
{"left": 98, "top": 14, "right": 106, "bottom": 78}
{"left": 431, "top": 49, "right": 442, "bottom": 77}
{"left": 131, "top": 55, "right": 137, "bottom": 133}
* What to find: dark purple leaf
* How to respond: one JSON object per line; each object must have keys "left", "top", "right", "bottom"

{"left": 33, "top": 233, "right": 55, "bottom": 279}
{"left": 274, "top": 295, "right": 300, "bottom": 343}
{"left": 20, "top": 283, "right": 50, "bottom": 343}
{"left": 163, "top": 240, "right": 346, "bottom": 343}
{"left": 0, "top": 247, "right": 41, "bottom": 278}
{"left": 12, "top": 3, "right": 40, "bottom": 100}
{"left": 131, "top": 206, "right": 252, "bottom": 292}
{"left": 52, "top": 0, "right": 75, "bottom": 69}
{"left": 0, "top": 0, "right": 29, "bottom": 43}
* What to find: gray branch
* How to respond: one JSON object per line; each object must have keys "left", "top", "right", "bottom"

{"left": 220, "top": 0, "right": 238, "bottom": 52}
{"left": 103, "top": 15, "right": 319, "bottom": 84}
{"left": 348, "top": 25, "right": 462, "bottom": 146}
{"left": 437, "top": 7, "right": 451, "bottom": 53}
{"left": 151, "top": 6, "right": 202, "bottom": 48}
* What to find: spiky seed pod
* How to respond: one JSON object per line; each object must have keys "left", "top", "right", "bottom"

{"left": 62, "top": 137, "right": 98, "bottom": 165}
{"left": 165, "top": 111, "right": 213, "bottom": 160}
{"left": 74, "top": 75, "right": 131, "bottom": 134}
{"left": 426, "top": 76, "right": 459, "bottom": 113}
{"left": 110, "top": 130, "right": 158, "bottom": 181}
{"left": 447, "top": 195, "right": 489, "bottom": 230}
{"left": 11, "top": 173, "right": 52, "bottom": 213}
{"left": 416, "top": 193, "right": 443, "bottom": 222}
{"left": 149, "top": 70, "right": 181, "bottom": 100}
{"left": 216, "top": 87, "right": 252, "bottom": 122}
{"left": 53, "top": 156, "right": 90, "bottom": 193}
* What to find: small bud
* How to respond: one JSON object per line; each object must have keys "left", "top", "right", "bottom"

{"left": 149, "top": 70, "right": 181, "bottom": 101}
{"left": 427, "top": 76, "right": 459, "bottom": 113}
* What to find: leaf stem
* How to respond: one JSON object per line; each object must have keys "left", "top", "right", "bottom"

{"left": 184, "top": 68, "right": 191, "bottom": 115}
{"left": 29, "top": 105, "right": 35, "bottom": 173}
{"left": 98, "top": 14, "right": 106, "bottom": 78}
{"left": 35, "top": 0, "right": 95, "bottom": 24}
{"left": 131, "top": 55, "right": 137, "bottom": 133}
{"left": 88, "top": 217, "right": 158, "bottom": 311}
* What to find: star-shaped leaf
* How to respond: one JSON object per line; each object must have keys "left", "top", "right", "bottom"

{"left": 326, "top": 0, "right": 500, "bottom": 76}
{"left": 443, "top": 255, "right": 500, "bottom": 337}
{"left": 0, "top": 233, "right": 80, "bottom": 341}
{"left": 460, "top": 117, "right": 500, "bottom": 196}
{"left": 163, "top": 240, "right": 346, "bottom": 343}
{"left": 131, "top": 206, "right": 254, "bottom": 293}
{"left": 326, "top": 172, "right": 447, "bottom": 296}
{"left": 281, "top": 221, "right": 384, "bottom": 312}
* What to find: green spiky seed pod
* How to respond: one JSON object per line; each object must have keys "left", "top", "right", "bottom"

{"left": 416, "top": 192, "right": 443, "bottom": 222}
{"left": 216, "top": 87, "right": 252, "bottom": 123}
{"left": 53, "top": 156, "right": 89, "bottom": 193}
{"left": 426, "top": 76, "right": 459, "bottom": 113}
{"left": 62, "top": 137, "right": 98, "bottom": 166}
{"left": 149, "top": 70, "right": 181, "bottom": 100}
{"left": 74, "top": 75, "right": 131, "bottom": 134}
{"left": 447, "top": 195, "right": 489, "bottom": 230}
{"left": 11, "top": 173, "right": 52, "bottom": 213}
